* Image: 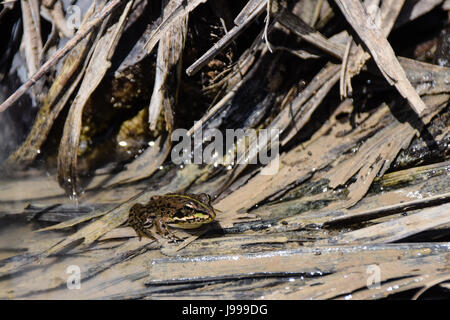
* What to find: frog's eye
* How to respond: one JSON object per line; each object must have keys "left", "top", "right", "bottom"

{"left": 183, "top": 202, "right": 196, "bottom": 211}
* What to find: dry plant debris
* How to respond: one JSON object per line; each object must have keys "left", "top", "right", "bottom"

{"left": 0, "top": 0, "right": 449, "bottom": 299}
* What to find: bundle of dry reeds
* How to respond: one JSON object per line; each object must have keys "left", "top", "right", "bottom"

{"left": 0, "top": 0, "right": 449, "bottom": 299}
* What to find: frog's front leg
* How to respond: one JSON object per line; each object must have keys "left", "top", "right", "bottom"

{"left": 128, "top": 207, "right": 156, "bottom": 240}
{"left": 154, "top": 217, "right": 181, "bottom": 242}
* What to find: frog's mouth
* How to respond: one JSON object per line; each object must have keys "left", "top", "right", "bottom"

{"left": 169, "top": 213, "right": 215, "bottom": 229}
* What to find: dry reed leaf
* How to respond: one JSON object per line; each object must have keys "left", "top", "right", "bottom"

{"left": 147, "top": 242, "right": 448, "bottom": 285}
{"left": 144, "top": 0, "right": 207, "bottom": 54}
{"left": 322, "top": 202, "right": 450, "bottom": 245}
{"left": 334, "top": 0, "right": 427, "bottom": 116}
{"left": 265, "top": 253, "right": 449, "bottom": 299}
{"left": 4, "top": 3, "right": 97, "bottom": 167}
{"left": 20, "top": 0, "right": 43, "bottom": 79}
{"left": 57, "top": 0, "right": 133, "bottom": 196}
{"left": 148, "top": 0, "right": 188, "bottom": 130}
{"left": 326, "top": 94, "right": 449, "bottom": 207}
{"left": 0, "top": 0, "right": 124, "bottom": 113}
{"left": 215, "top": 99, "right": 388, "bottom": 220}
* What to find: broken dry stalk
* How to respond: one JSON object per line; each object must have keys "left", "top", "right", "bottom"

{"left": 0, "top": 0, "right": 124, "bottom": 113}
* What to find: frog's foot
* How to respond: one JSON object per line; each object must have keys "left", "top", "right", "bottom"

{"left": 167, "top": 234, "right": 183, "bottom": 243}
{"left": 142, "top": 228, "right": 156, "bottom": 240}
{"left": 131, "top": 227, "right": 155, "bottom": 241}
{"left": 155, "top": 217, "right": 182, "bottom": 242}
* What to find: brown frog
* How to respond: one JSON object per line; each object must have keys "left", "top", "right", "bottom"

{"left": 128, "top": 193, "right": 217, "bottom": 241}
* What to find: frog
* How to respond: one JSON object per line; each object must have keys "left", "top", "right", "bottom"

{"left": 127, "top": 193, "right": 217, "bottom": 241}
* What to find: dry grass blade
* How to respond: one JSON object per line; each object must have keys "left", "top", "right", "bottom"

{"left": 331, "top": 0, "right": 404, "bottom": 99}
{"left": 220, "top": 62, "right": 341, "bottom": 195}
{"left": 20, "top": 0, "right": 43, "bottom": 80}
{"left": 323, "top": 203, "right": 450, "bottom": 245}
{"left": 148, "top": 0, "right": 187, "bottom": 130}
{"left": 187, "top": 33, "right": 263, "bottom": 136}
{"left": 57, "top": 1, "right": 134, "bottom": 196}
{"left": 43, "top": 0, "right": 74, "bottom": 38}
{"left": 215, "top": 0, "right": 423, "bottom": 195}
{"left": 274, "top": 160, "right": 450, "bottom": 229}
{"left": 280, "top": 64, "right": 341, "bottom": 144}
{"left": 399, "top": 57, "right": 450, "bottom": 95}
{"left": 273, "top": 1, "right": 345, "bottom": 59}
{"left": 146, "top": 243, "right": 449, "bottom": 286}
{"left": 412, "top": 274, "right": 450, "bottom": 300}
{"left": 395, "top": 0, "right": 444, "bottom": 28}
{"left": 143, "top": 0, "right": 207, "bottom": 55}
{"left": 215, "top": 98, "right": 386, "bottom": 218}
{"left": 324, "top": 191, "right": 450, "bottom": 227}
{"left": 333, "top": 0, "right": 427, "bottom": 116}
{"left": 9, "top": 239, "right": 156, "bottom": 299}
{"left": 34, "top": 207, "right": 111, "bottom": 232}
{"left": 44, "top": 1, "right": 189, "bottom": 187}
{"left": 0, "top": 0, "right": 124, "bottom": 113}
{"left": 267, "top": 253, "right": 449, "bottom": 299}
{"left": 329, "top": 120, "right": 416, "bottom": 206}
{"left": 347, "top": 271, "right": 450, "bottom": 300}
{"left": 234, "top": 0, "right": 266, "bottom": 26}
{"left": 186, "top": 0, "right": 266, "bottom": 76}
{"left": 339, "top": 37, "right": 353, "bottom": 98}
{"left": 326, "top": 94, "right": 449, "bottom": 207}
{"left": 4, "top": 4, "right": 97, "bottom": 168}
{"left": 0, "top": 0, "right": 449, "bottom": 300}
{"left": 378, "top": 0, "right": 405, "bottom": 35}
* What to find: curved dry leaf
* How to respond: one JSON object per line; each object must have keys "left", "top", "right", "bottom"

{"left": 5, "top": 33, "right": 94, "bottom": 168}
{"left": 144, "top": 0, "right": 207, "bottom": 54}
{"left": 326, "top": 94, "right": 449, "bottom": 207}
{"left": 322, "top": 202, "right": 450, "bottom": 245}
{"left": 333, "top": 0, "right": 427, "bottom": 116}
{"left": 57, "top": 1, "right": 134, "bottom": 196}
{"left": 0, "top": 0, "right": 123, "bottom": 113}
{"left": 148, "top": 0, "right": 188, "bottom": 130}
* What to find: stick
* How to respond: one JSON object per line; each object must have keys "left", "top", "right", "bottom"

{"left": 0, "top": 0, "right": 124, "bottom": 113}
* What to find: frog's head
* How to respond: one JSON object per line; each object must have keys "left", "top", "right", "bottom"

{"left": 169, "top": 193, "right": 217, "bottom": 229}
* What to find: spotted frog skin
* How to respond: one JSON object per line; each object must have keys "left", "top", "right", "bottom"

{"left": 127, "top": 193, "right": 217, "bottom": 241}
